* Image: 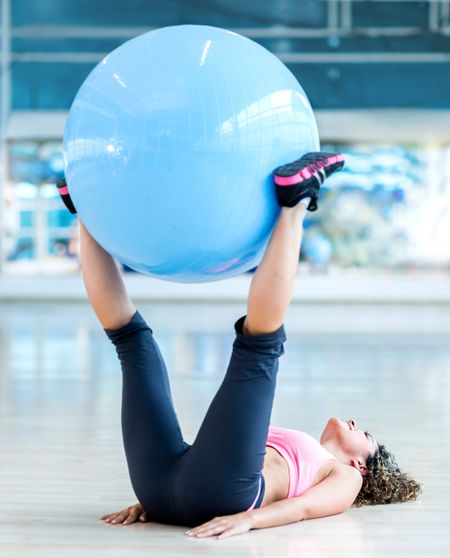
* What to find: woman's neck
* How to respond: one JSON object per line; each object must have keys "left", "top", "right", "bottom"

{"left": 320, "top": 439, "right": 346, "bottom": 464}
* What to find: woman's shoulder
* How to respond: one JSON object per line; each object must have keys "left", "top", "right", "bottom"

{"left": 320, "top": 460, "right": 363, "bottom": 488}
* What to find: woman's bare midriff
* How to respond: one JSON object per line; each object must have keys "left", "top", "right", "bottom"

{"left": 260, "top": 446, "right": 290, "bottom": 506}
{"left": 260, "top": 445, "right": 337, "bottom": 508}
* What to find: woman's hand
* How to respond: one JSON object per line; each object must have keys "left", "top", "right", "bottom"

{"left": 100, "top": 503, "right": 148, "bottom": 525}
{"left": 185, "top": 511, "right": 254, "bottom": 540}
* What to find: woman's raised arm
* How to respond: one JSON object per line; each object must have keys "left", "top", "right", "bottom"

{"left": 79, "top": 219, "right": 136, "bottom": 330}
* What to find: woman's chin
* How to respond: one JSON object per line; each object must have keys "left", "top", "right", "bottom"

{"left": 327, "top": 417, "right": 343, "bottom": 429}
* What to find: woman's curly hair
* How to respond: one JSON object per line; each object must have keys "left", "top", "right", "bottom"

{"left": 353, "top": 443, "right": 422, "bottom": 506}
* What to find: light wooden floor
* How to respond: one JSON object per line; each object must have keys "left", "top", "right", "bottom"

{"left": 1, "top": 302, "right": 449, "bottom": 557}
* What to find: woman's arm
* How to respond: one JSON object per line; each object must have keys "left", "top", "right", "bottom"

{"left": 186, "top": 464, "right": 362, "bottom": 539}
{"left": 79, "top": 219, "right": 136, "bottom": 329}
{"left": 250, "top": 464, "right": 362, "bottom": 529}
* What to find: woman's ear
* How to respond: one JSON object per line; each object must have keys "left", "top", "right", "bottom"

{"left": 351, "top": 458, "right": 368, "bottom": 476}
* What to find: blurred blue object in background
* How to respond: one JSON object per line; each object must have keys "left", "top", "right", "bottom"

{"left": 302, "top": 233, "right": 333, "bottom": 272}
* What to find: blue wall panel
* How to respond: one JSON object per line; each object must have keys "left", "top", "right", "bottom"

{"left": 297, "top": 63, "right": 450, "bottom": 110}
{"left": 12, "top": 0, "right": 326, "bottom": 28}
{"left": 352, "top": 1, "right": 430, "bottom": 28}
{"left": 12, "top": 63, "right": 94, "bottom": 110}
{"left": 8, "top": 0, "right": 450, "bottom": 110}
{"left": 12, "top": 59, "right": 450, "bottom": 111}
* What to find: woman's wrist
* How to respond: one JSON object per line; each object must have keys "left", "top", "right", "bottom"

{"left": 247, "top": 509, "right": 260, "bottom": 529}
{"left": 246, "top": 499, "right": 306, "bottom": 530}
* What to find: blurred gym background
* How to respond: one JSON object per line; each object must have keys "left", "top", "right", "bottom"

{"left": 0, "top": 0, "right": 449, "bottom": 299}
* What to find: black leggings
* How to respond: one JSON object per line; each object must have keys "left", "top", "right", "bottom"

{"left": 105, "top": 310, "right": 286, "bottom": 526}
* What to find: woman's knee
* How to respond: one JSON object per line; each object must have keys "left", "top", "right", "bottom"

{"left": 242, "top": 316, "right": 283, "bottom": 337}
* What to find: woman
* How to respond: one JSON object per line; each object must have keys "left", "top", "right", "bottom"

{"left": 58, "top": 152, "right": 421, "bottom": 539}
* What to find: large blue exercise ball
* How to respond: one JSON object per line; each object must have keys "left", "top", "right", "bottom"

{"left": 63, "top": 25, "right": 319, "bottom": 282}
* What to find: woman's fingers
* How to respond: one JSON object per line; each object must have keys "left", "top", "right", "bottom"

{"left": 125, "top": 506, "right": 146, "bottom": 524}
{"left": 110, "top": 511, "right": 128, "bottom": 523}
{"left": 188, "top": 526, "right": 224, "bottom": 538}
{"left": 118, "top": 508, "right": 139, "bottom": 524}
{"left": 185, "top": 520, "right": 214, "bottom": 536}
{"left": 186, "top": 513, "right": 252, "bottom": 539}
{"left": 100, "top": 505, "right": 142, "bottom": 525}
{"left": 186, "top": 518, "right": 228, "bottom": 538}
{"left": 101, "top": 512, "right": 120, "bottom": 522}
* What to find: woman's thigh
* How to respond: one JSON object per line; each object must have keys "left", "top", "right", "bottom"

{"left": 105, "top": 310, "right": 189, "bottom": 522}
{"left": 171, "top": 315, "right": 286, "bottom": 524}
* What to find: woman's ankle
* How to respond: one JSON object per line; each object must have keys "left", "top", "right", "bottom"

{"left": 281, "top": 204, "right": 306, "bottom": 223}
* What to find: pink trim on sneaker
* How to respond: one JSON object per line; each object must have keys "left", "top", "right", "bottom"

{"left": 301, "top": 167, "right": 313, "bottom": 179}
{"left": 58, "top": 186, "right": 69, "bottom": 195}
{"left": 326, "top": 154, "right": 344, "bottom": 165}
{"left": 246, "top": 477, "right": 262, "bottom": 511}
{"left": 274, "top": 174, "right": 305, "bottom": 186}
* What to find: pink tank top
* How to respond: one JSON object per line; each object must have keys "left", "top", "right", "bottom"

{"left": 266, "top": 425, "right": 337, "bottom": 497}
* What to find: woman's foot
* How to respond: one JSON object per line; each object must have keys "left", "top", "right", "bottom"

{"left": 273, "top": 152, "right": 345, "bottom": 210}
{"left": 56, "top": 177, "right": 77, "bottom": 214}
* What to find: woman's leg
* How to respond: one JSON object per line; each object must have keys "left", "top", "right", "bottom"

{"left": 172, "top": 204, "right": 307, "bottom": 524}
{"left": 105, "top": 313, "right": 188, "bottom": 523}
{"left": 173, "top": 148, "right": 345, "bottom": 523}
{"left": 79, "top": 221, "right": 187, "bottom": 522}
{"left": 243, "top": 204, "right": 306, "bottom": 334}
{"left": 79, "top": 220, "right": 136, "bottom": 329}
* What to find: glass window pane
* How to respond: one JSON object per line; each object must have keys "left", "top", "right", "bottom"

{"left": 47, "top": 209, "right": 76, "bottom": 228}
{"left": 19, "top": 210, "right": 34, "bottom": 227}
{"left": 7, "top": 237, "right": 35, "bottom": 261}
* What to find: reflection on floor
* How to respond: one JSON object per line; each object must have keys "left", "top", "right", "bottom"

{"left": 1, "top": 302, "right": 449, "bottom": 557}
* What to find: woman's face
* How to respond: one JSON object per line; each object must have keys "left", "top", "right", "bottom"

{"left": 320, "top": 417, "right": 378, "bottom": 474}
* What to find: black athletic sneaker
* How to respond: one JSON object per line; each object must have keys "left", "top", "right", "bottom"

{"left": 273, "top": 152, "right": 345, "bottom": 210}
{"left": 56, "top": 178, "right": 77, "bottom": 214}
